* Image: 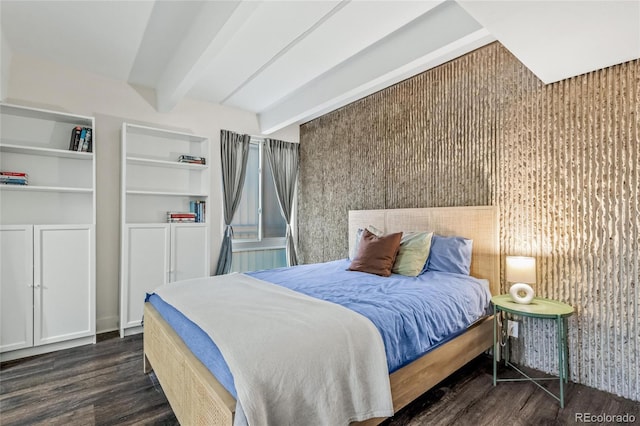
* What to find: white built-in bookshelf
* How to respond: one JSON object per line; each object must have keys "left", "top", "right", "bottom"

{"left": 120, "top": 123, "right": 210, "bottom": 337}
{"left": 0, "top": 103, "right": 96, "bottom": 361}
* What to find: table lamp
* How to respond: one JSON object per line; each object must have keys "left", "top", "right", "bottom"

{"left": 506, "top": 256, "right": 536, "bottom": 304}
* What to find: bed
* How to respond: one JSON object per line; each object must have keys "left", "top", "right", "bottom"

{"left": 143, "top": 206, "right": 499, "bottom": 425}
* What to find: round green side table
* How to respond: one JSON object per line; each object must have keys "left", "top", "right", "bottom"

{"left": 492, "top": 294, "right": 574, "bottom": 408}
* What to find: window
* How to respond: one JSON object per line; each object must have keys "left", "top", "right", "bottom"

{"left": 230, "top": 138, "right": 287, "bottom": 272}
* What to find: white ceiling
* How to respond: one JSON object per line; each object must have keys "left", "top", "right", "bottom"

{"left": 457, "top": 0, "right": 640, "bottom": 85}
{"left": 1, "top": 1, "right": 638, "bottom": 134}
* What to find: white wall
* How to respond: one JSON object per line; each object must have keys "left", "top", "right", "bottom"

{"left": 0, "top": 30, "right": 12, "bottom": 101}
{"left": 6, "top": 53, "right": 299, "bottom": 333}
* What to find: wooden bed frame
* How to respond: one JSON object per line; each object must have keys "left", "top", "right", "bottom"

{"left": 143, "top": 206, "right": 499, "bottom": 425}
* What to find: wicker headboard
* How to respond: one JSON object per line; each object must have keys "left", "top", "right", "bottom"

{"left": 348, "top": 206, "right": 499, "bottom": 295}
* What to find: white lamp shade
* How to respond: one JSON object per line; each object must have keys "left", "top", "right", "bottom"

{"left": 506, "top": 256, "right": 536, "bottom": 284}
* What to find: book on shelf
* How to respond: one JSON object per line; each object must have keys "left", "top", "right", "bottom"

{"left": 1, "top": 171, "right": 29, "bottom": 185}
{"left": 1, "top": 179, "right": 28, "bottom": 185}
{"left": 68, "top": 126, "right": 93, "bottom": 152}
{"left": 178, "top": 154, "right": 206, "bottom": 165}
{"left": 167, "top": 211, "right": 196, "bottom": 223}
{"left": 77, "top": 128, "right": 86, "bottom": 152}
{"left": 69, "top": 126, "right": 82, "bottom": 150}
{"left": 189, "top": 200, "right": 206, "bottom": 223}
{"left": 82, "top": 128, "right": 92, "bottom": 152}
{"left": 167, "top": 213, "right": 196, "bottom": 218}
{"left": 166, "top": 201, "right": 206, "bottom": 223}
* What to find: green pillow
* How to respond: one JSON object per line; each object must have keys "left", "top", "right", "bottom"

{"left": 392, "top": 232, "right": 433, "bottom": 277}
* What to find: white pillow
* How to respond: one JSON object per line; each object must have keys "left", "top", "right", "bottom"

{"left": 350, "top": 225, "right": 383, "bottom": 259}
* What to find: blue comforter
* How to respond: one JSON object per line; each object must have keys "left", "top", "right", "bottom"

{"left": 147, "top": 259, "right": 491, "bottom": 398}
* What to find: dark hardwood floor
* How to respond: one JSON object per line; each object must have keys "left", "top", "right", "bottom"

{"left": 1, "top": 333, "right": 638, "bottom": 425}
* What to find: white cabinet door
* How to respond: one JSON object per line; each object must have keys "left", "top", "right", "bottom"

{"left": 33, "top": 225, "right": 95, "bottom": 346}
{"left": 122, "top": 224, "right": 170, "bottom": 333}
{"left": 0, "top": 226, "right": 34, "bottom": 352}
{"left": 171, "top": 223, "right": 209, "bottom": 282}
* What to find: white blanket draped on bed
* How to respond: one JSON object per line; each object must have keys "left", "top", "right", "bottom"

{"left": 154, "top": 273, "right": 393, "bottom": 426}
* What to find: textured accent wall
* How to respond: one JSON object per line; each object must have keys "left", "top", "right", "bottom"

{"left": 299, "top": 42, "right": 639, "bottom": 401}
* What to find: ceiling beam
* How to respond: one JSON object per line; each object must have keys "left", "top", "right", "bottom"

{"left": 258, "top": 1, "right": 494, "bottom": 134}
{"left": 155, "top": 0, "right": 261, "bottom": 113}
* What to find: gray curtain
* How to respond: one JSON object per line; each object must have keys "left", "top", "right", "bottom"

{"left": 215, "top": 130, "right": 250, "bottom": 275}
{"left": 264, "top": 138, "right": 300, "bottom": 266}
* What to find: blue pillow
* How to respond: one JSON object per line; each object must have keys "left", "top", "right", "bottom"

{"left": 425, "top": 235, "right": 473, "bottom": 275}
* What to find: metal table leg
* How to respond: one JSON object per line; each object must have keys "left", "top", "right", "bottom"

{"left": 557, "top": 315, "right": 564, "bottom": 408}
{"left": 564, "top": 318, "right": 569, "bottom": 383}
{"left": 493, "top": 305, "right": 498, "bottom": 386}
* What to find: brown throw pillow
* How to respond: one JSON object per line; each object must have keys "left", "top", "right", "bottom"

{"left": 348, "top": 229, "right": 403, "bottom": 277}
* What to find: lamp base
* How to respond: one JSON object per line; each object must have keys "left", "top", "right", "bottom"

{"left": 509, "top": 283, "right": 535, "bottom": 304}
